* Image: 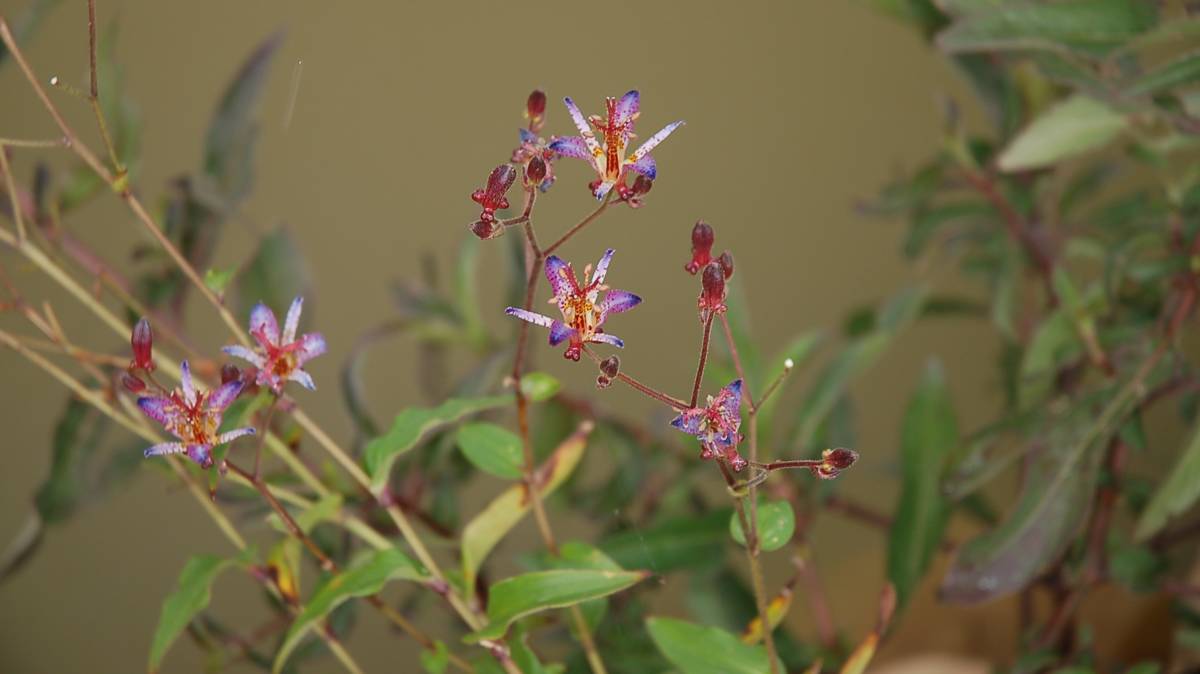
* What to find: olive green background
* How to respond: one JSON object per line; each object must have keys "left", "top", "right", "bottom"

{"left": 0, "top": 1, "right": 1168, "bottom": 672}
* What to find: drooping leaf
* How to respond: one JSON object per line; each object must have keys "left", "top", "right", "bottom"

{"left": 204, "top": 31, "right": 282, "bottom": 204}
{"left": 148, "top": 549, "right": 253, "bottom": 673}
{"left": 1135, "top": 416, "right": 1200, "bottom": 540}
{"left": 936, "top": 0, "right": 1156, "bottom": 56}
{"left": 741, "top": 584, "right": 793, "bottom": 645}
{"left": 461, "top": 427, "right": 589, "bottom": 590}
{"left": 273, "top": 547, "right": 428, "bottom": 673}
{"left": 940, "top": 418, "right": 1101, "bottom": 603}
{"left": 729, "top": 500, "right": 795, "bottom": 552}
{"left": 889, "top": 360, "right": 958, "bottom": 608}
{"left": 465, "top": 568, "right": 649, "bottom": 642}
{"left": 456, "top": 422, "right": 525, "bottom": 479}
{"left": 997, "top": 95, "right": 1127, "bottom": 172}
{"left": 646, "top": 616, "right": 780, "bottom": 674}
{"left": 600, "top": 510, "right": 732, "bottom": 574}
{"left": 235, "top": 225, "right": 313, "bottom": 331}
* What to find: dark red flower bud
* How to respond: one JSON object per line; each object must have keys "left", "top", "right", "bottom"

{"left": 701, "top": 262, "right": 725, "bottom": 302}
{"left": 825, "top": 447, "right": 859, "bottom": 470}
{"left": 596, "top": 374, "right": 612, "bottom": 389}
{"left": 471, "top": 164, "right": 517, "bottom": 224}
{"left": 631, "top": 174, "right": 653, "bottom": 196}
{"left": 121, "top": 372, "right": 146, "bottom": 393}
{"left": 220, "top": 363, "right": 242, "bottom": 385}
{"left": 718, "top": 251, "right": 734, "bottom": 279}
{"left": 131, "top": 317, "right": 154, "bottom": 371}
{"left": 526, "top": 156, "right": 547, "bottom": 185}
{"left": 599, "top": 355, "right": 620, "bottom": 379}
{"left": 469, "top": 219, "right": 501, "bottom": 240}
{"left": 526, "top": 89, "right": 547, "bottom": 131}
{"left": 685, "top": 221, "right": 715, "bottom": 274}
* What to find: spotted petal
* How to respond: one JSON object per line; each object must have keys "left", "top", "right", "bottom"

{"left": 543, "top": 256, "right": 575, "bottom": 299}
{"left": 589, "top": 332, "right": 625, "bottom": 348}
{"left": 137, "top": 396, "right": 174, "bottom": 426}
{"left": 626, "top": 153, "right": 657, "bottom": 180}
{"left": 185, "top": 444, "right": 214, "bottom": 467}
{"left": 289, "top": 369, "right": 317, "bottom": 391}
{"left": 548, "top": 136, "right": 592, "bottom": 160}
{"left": 670, "top": 409, "right": 704, "bottom": 435}
{"left": 718, "top": 380, "right": 743, "bottom": 418}
{"left": 295, "top": 333, "right": 327, "bottom": 365}
{"left": 283, "top": 296, "right": 304, "bottom": 344}
{"left": 144, "top": 441, "right": 185, "bottom": 458}
{"left": 180, "top": 360, "right": 197, "bottom": 406}
{"left": 216, "top": 427, "right": 256, "bottom": 445}
{"left": 505, "top": 307, "right": 556, "bottom": 329}
{"left": 591, "top": 248, "right": 615, "bottom": 287}
{"left": 593, "top": 179, "right": 617, "bottom": 201}
{"left": 209, "top": 379, "right": 245, "bottom": 412}
{"left": 548, "top": 321, "right": 576, "bottom": 346}
{"left": 600, "top": 290, "right": 641, "bottom": 316}
{"left": 250, "top": 303, "right": 281, "bottom": 346}
{"left": 629, "top": 121, "right": 684, "bottom": 164}
{"left": 614, "top": 90, "right": 640, "bottom": 131}
{"left": 222, "top": 344, "right": 266, "bottom": 368}
{"left": 562, "top": 97, "right": 601, "bottom": 158}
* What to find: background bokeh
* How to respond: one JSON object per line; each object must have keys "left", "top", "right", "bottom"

{"left": 0, "top": 1, "right": 1168, "bottom": 671}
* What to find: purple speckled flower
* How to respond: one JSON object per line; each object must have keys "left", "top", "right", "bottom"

{"left": 138, "top": 360, "right": 255, "bottom": 468}
{"left": 549, "top": 90, "right": 683, "bottom": 200}
{"left": 671, "top": 379, "right": 746, "bottom": 471}
{"left": 505, "top": 248, "right": 641, "bottom": 361}
{"left": 223, "top": 296, "right": 326, "bottom": 394}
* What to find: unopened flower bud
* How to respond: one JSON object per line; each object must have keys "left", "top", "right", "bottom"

{"left": 596, "top": 374, "right": 612, "bottom": 389}
{"left": 701, "top": 262, "right": 725, "bottom": 302}
{"left": 471, "top": 164, "right": 517, "bottom": 224}
{"left": 526, "top": 89, "right": 547, "bottom": 131}
{"left": 825, "top": 447, "right": 858, "bottom": 470}
{"left": 630, "top": 174, "right": 653, "bottom": 196}
{"left": 121, "top": 372, "right": 146, "bottom": 393}
{"left": 599, "top": 355, "right": 620, "bottom": 379}
{"left": 220, "top": 363, "right": 242, "bottom": 385}
{"left": 685, "top": 220, "right": 715, "bottom": 274}
{"left": 526, "top": 156, "right": 547, "bottom": 185}
{"left": 718, "top": 251, "right": 734, "bottom": 279}
{"left": 469, "top": 219, "right": 501, "bottom": 240}
{"left": 131, "top": 317, "right": 154, "bottom": 371}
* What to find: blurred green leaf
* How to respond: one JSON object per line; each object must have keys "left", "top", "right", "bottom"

{"left": 274, "top": 547, "right": 427, "bottom": 673}
{"left": 941, "top": 417, "right": 1102, "bottom": 603}
{"left": 420, "top": 641, "right": 449, "bottom": 674}
{"left": 1018, "top": 308, "right": 1078, "bottom": 408}
{"left": 35, "top": 396, "right": 107, "bottom": 524}
{"left": 1135, "top": 416, "right": 1200, "bottom": 540}
{"left": 729, "top": 500, "right": 795, "bottom": 552}
{"left": 364, "top": 393, "right": 510, "bottom": 493}
{"left": 936, "top": 0, "right": 1156, "bottom": 56}
{"left": 461, "top": 429, "right": 588, "bottom": 591}
{"left": 757, "top": 331, "right": 824, "bottom": 442}
{"left": 149, "top": 549, "right": 253, "bottom": 673}
{"left": 236, "top": 225, "right": 312, "bottom": 330}
{"left": 1126, "top": 50, "right": 1200, "bottom": 98}
{"left": 1108, "top": 539, "right": 1166, "bottom": 592}
{"left": 905, "top": 201, "right": 996, "bottom": 258}
{"left": 204, "top": 31, "right": 281, "bottom": 204}
{"left": 203, "top": 267, "right": 234, "bottom": 296}
{"left": 997, "top": 96, "right": 1127, "bottom": 172}
{"left": 466, "top": 568, "right": 648, "bottom": 642}
{"left": 600, "top": 510, "right": 732, "bottom": 573}
{"left": 646, "top": 616, "right": 780, "bottom": 674}
{"left": 454, "top": 236, "right": 486, "bottom": 345}
{"left": 456, "top": 422, "right": 524, "bottom": 479}
{"left": 889, "top": 360, "right": 958, "bottom": 608}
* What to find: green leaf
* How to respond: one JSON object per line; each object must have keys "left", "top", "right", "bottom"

{"left": 456, "top": 422, "right": 524, "bottom": 479}
{"left": 905, "top": 201, "right": 996, "bottom": 259}
{"left": 531, "top": 541, "right": 622, "bottom": 632}
{"left": 203, "top": 267, "right": 234, "bottom": 296}
{"left": 454, "top": 236, "right": 486, "bottom": 345}
{"left": 1135, "top": 417, "right": 1200, "bottom": 540}
{"left": 1108, "top": 539, "right": 1166, "bottom": 592}
{"left": 461, "top": 428, "right": 589, "bottom": 590}
{"left": 646, "top": 616, "right": 780, "bottom": 674}
{"left": 729, "top": 500, "right": 795, "bottom": 552}
{"left": 600, "top": 510, "right": 732, "bottom": 573}
{"left": 420, "top": 641, "right": 450, "bottom": 674}
{"left": 888, "top": 360, "right": 958, "bottom": 608}
{"left": 1126, "top": 50, "right": 1200, "bottom": 98}
{"left": 466, "top": 568, "right": 649, "bottom": 642}
{"left": 363, "top": 393, "right": 509, "bottom": 492}
{"left": 274, "top": 547, "right": 428, "bottom": 673}
{"left": 520, "top": 372, "right": 561, "bottom": 402}
{"left": 1018, "top": 309, "right": 1079, "bottom": 409}
{"left": 941, "top": 415, "right": 1103, "bottom": 603}
{"left": 35, "top": 396, "right": 107, "bottom": 524}
{"left": 235, "top": 225, "right": 313, "bottom": 331}
{"left": 936, "top": 0, "right": 1156, "bottom": 56}
{"left": 204, "top": 31, "right": 281, "bottom": 204}
{"left": 997, "top": 96, "right": 1127, "bottom": 172}
{"left": 149, "top": 549, "right": 252, "bottom": 673}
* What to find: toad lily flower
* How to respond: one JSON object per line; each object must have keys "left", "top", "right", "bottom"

{"left": 138, "top": 360, "right": 254, "bottom": 468}
{"left": 223, "top": 297, "right": 327, "bottom": 394}
{"left": 671, "top": 379, "right": 747, "bottom": 471}
{"left": 549, "top": 90, "right": 683, "bottom": 200}
{"left": 505, "top": 248, "right": 641, "bottom": 361}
